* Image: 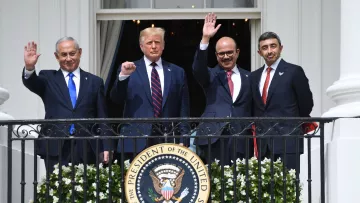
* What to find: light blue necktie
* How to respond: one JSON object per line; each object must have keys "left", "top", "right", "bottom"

{"left": 68, "top": 72, "right": 77, "bottom": 134}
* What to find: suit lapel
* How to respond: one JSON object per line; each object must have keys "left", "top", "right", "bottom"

{"left": 234, "top": 68, "right": 249, "bottom": 103}
{"left": 162, "top": 61, "right": 172, "bottom": 108}
{"left": 254, "top": 66, "right": 264, "bottom": 106}
{"left": 136, "top": 59, "right": 153, "bottom": 104}
{"left": 266, "top": 59, "right": 286, "bottom": 104}
{"left": 216, "top": 66, "right": 232, "bottom": 98}
{"left": 55, "top": 69, "right": 73, "bottom": 109}
{"left": 75, "top": 69, "right": 87, "bottom": 109}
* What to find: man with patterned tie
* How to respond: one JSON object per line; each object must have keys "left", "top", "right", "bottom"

{"left": 250, "top": 32, "right": 314, "bottom": 170}
{"left": 22, "top": 37, "right": 112, "bottom": 172}
{"left": 110, "top": 27, "right": 190, "bottom": 158}
{"left": 192, "top": 13, "right": 253, "bottom": 165}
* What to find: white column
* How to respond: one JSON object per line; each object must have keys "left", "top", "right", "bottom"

{"left": 323, "top": 0, "right": 360, "bottom": 117}
{"left": 323, "top": 1, "right": 360, "bottom": 202}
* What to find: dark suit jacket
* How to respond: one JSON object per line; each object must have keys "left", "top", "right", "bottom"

{"left": 22, "top": 68, "right": 112, "bottom": 158}
{"left": 250, "top": 59, "right": 314, "bottom": 155}
{"left": 110, "top": 58, "right": 190, "bottom": 153}
{"left": 192, "top": 47, "right": 253, "bottom": 154}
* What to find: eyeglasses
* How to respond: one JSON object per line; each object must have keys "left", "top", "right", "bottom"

{"left": 216, "top": 51, "right": 235, "bottom": 58}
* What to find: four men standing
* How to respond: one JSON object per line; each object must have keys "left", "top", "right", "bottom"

{"left": 22, "top": 14, "right": 314, "bottom": 171}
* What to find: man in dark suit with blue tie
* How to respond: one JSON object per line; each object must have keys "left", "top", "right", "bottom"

{"left": 110, "top": 27, "right": 190, "bottom": 157}
{"left": 250, "top": 32, "right": 314, "bottom": 170}
{"left": 22, "top": 37, "right": 111, "bottom": 172}
{"left": 192, "top": 13, "right": 253, "bottom": 165}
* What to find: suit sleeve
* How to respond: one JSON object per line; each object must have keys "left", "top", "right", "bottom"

{"left": 22, "top": 68, "right": 46, "bottom": 98}
{"left": 110, "top": 66, "right": 129, "bottom": 104}
{"left": 96, "top": 78, "right": 114, "bottom": 151}
{"left": 192, "top": 46, "right": 211, "bottom": 88}
{"left": 292, "top": 66, "right": 314, "bottom": 117}
{"left": 179, "top": 71, "right": 190, "bottom": 145}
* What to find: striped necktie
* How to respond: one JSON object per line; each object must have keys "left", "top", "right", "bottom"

{"left": 150, "top": 62, "right": 162, "bottom": 117}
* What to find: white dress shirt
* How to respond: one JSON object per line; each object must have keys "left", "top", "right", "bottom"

{"left": 24, "top": 67, "right": 81, "bottom": 97}
{"left": 118, "top": 56, "right": 164, "bottom": 95}
{"left": 200, "top": 43, "right": 241, "bottom": 103}
{"left": 259, "top": 57, "right": 282, "bottom": 96}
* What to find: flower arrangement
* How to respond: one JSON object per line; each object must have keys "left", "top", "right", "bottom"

{"left": 33, "top": 157, "right": 300, "bottom": 203}
{"left": 34, "top": 160, "right": 129, "bottom": 203}
{"left": 210, "top": 157, "right": 301, "bottom": 203}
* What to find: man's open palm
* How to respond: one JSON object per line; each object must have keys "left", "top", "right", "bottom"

{"left": 203, "top": 13, "right": 221, "bottom": 38}
{"left": 24, "top": 41, "right": 41, "bottom": 70}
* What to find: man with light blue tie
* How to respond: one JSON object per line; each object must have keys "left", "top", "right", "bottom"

{"left": 22, "top": 37, "right": 112, "bottom": 172}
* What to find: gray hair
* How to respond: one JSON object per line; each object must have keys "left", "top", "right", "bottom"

{"left": 55, "top": 37, "right": 80, "bottom": 52}
{"left": 258, "top": 32, "right": 282, "bottom": 49}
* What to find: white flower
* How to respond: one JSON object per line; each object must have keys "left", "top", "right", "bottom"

{"left": 289, "top": 169, "right": 296, "bottom": 178}
{"left": 49, "top": 189, "right": 54, "bottom": 196}
{"left": 92, "top": 182, "right": 97, "bottom": 188}
{"left": 63, "top": 178, "right": 71, "bottom": 185}
{"left": 55, "top": 181, "right": 59, "bottom": 187}
{"left": 75, "top": 185, "right": 83, "bottom": 192}
{"left": 99, "top": 192, "right": 106, "bottom": 200}
{"left": 229, "top": 191, "right": 234, "bottom": 196}
{"left": 53, "top": 196, "right": 59, "bottom": 203}
{"left": 227, "top": 179, "right": 233, "bottom": 186}
{"left": 53, "top": 168, "right": 59, "bottom": 175}
{"left": 214, "top": 159, "right": 220, "bottom": 165}
{"left": 124, "top": 160, "right": 130, "bottom": 168}
{"left": 213, "top": 178, "right": 219, "bottom": 184}
{"left": 87, "top": 200, "right": 93, "bottom": 203}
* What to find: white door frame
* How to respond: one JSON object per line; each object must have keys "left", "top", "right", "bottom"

{"left": 92, "top": 2, "right": 262, "bottom": 75}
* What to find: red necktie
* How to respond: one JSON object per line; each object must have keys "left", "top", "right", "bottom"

{"left": 151, "top": 62, "right": 162, "bottom": 117}
{"left": 226, "top": 70, "right": 234, "bottom": 98}
{"left": 262, "top": 67, "right": 272, "bottom": 104}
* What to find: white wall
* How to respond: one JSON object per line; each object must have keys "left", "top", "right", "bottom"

{"left": 0, "top": 0, "right": 92, "bottom": 120}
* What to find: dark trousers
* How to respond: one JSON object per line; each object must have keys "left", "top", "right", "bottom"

{"left": 262, "top": 148, "right": 300, "bottom": 172}
{"left": 43, "top": 140, "right": 96, "bottom": 173}
{"left": 199, "top": 133, "right": 246, "bottom": 166}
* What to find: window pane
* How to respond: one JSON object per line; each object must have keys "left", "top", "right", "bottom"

{"left": 154, "top": 0, "right": 203, "bottom": 9}
{"left": 101, "top": 0, "right": 255, "bottom": 9}
{"left": 124, "top": 0, "right": 151, "bottom": 8}
{"left": 206, "top": 0, "right": 255, "bottom": 8}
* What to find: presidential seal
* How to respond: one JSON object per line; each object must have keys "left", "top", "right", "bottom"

{"left": 125, "top": 144, "right": 210, "bottom": 203}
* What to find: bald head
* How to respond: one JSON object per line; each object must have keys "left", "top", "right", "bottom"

{"left": 215, "top": 37, "right": 239, "bottom": 70}
{"left": 215, "top": 37, "right": 237, "bottom": 52}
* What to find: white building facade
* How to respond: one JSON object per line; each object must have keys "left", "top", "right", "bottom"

{"left": 1, "top": 0, "right": 359, "bottom": 202}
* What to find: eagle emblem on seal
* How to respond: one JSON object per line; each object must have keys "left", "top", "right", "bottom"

{"left": 149, "top": 164, "right": 189, "bottom": 203}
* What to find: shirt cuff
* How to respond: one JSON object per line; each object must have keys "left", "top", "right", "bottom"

{"left": 118, "top": 74, "right": 130, "bottom": 81}
{"left": 199, "top": 43, "right": 209, "bottom": 50}
{"left": 24, "top": 68, "right": 35, "bottom": 79}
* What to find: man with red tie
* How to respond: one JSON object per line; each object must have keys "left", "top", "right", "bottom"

{"left": 192, "top": 13, "right": 253, "bottom": 165}
{"left": 250, "top": 32, "right": 314, "bottom": 170}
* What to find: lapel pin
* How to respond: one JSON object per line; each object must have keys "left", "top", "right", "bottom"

{"left": 168, "top": 68, "right": 171, "bottom": 71}
{"left": 245, "top": 75, "right": 248, "bottom": 77}
{"left": 85, "top": 77, "right": 88, "bottom": 80}
{"left": 279, "top": 72, "right": 284, "bottom": 76}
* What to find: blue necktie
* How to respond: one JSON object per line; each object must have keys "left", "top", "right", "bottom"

{"left": 68, "top": 72, "right": 77, "bottom": 134}
{"left": 151, "top": 62, "right": 162, "bottom": 117}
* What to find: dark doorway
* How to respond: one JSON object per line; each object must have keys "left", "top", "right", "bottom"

{"left": 106, "top": 19, "right": 251, "bottom": 117}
